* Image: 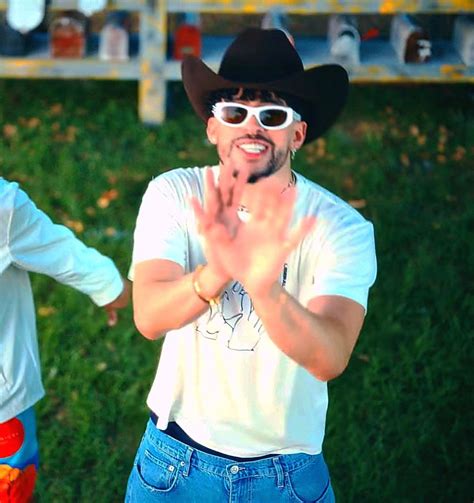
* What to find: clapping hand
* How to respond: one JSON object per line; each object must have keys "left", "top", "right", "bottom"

{"left": 191, "top": 163, "right": 315, "bottom": 298}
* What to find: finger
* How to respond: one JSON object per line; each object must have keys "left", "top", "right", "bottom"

{"left": 190, "top": 196, "right": 212, "bottom": 234}
{"left": 230, "top": 163, "right": 250, "bottom": 209}
{"left": 273, "top": 186, "right": 298, "bottom": 233}
{"left": 220, "top": 158, "right": 249, "bottom": 208}
{"left": 219, "top": 161, "right": 234, "bottom": 207}
{"left": 106, "top": 308, "right": 118, "bottom": 327}
{"left": 204, "top": 167, "right": 222, "bottom": 218}
{"left": 285, "top": 216, "right": 316, "bottom": 252}
{"left": 281, "top": 184, "right": 297, "bottom": 204}
{"left": 252, "top": 177, "right": 281, "bottom": 220}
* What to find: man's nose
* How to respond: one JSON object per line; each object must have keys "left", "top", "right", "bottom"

{"left": 243, "top": 114, "right": 264, "bottom": 133}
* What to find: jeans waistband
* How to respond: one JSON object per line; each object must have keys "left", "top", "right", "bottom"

{"left": 144, "top": 416, "right": 327, "bottom": 478}
{"left": 150, "top": 411, "right": 276, "bottom": 462}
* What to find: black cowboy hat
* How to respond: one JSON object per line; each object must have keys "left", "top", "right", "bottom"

{"left": 181, "top": 27, "right": 349, "bottom": 144}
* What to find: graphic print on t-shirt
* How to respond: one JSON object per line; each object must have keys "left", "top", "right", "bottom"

{"left": 195, "top": 264, "right": 289, "bottom": 351}
{"left": 195, "top": 281, "right": 263, "bottom": 351}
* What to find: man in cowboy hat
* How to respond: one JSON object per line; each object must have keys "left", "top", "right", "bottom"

{"left": 126, "top": 28, "right": 376, "bottom": 502}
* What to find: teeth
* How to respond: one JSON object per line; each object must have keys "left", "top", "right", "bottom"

{"left": 239, "top": 143, "right": 266, "bottom": 154}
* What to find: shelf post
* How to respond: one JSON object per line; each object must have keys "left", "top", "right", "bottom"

{"left": 139, "top": 0, "right": 166, "bottom": 125}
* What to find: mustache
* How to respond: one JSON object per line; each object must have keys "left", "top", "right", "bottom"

{"left": 218, "top": 135, "right": 279, "bottom": 181}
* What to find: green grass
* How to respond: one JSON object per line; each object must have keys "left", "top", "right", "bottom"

{"left": 1, "top": 79, "right": 472, "bottom": 502}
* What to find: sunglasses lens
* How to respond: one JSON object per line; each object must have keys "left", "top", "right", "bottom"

{"left": 260, "top": 109, "right": 288, "bottom": 127}
{"left": 221, "top": 106, "right": 248, "bottom": 125}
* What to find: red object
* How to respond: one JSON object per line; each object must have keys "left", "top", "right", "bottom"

{"left": 0, "top": 464, "right": 37, "bottom": 503}
{"left": 173, "top": 24, "right": 201, "bottom": 60}
{"left": 50, "top": 16, "right": 86, "bottom": 58}
{"left": 0, "top": 419, "right": 24, "bottom": 459}
{"left": 361, "top": 27, "right": 380, "bottom": 41}
{"left": 51, "top": 32, "right": 85, "bottom": 58}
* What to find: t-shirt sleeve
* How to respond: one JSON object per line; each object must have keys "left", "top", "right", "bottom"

{"left": 129, "top": 177, "right": 187, "bottom": 280}
{"left": 307, "top": 217, "right": 377, "bottom": 312}
{"left": 7, "top": 185, "right": 123, "bottom": 307}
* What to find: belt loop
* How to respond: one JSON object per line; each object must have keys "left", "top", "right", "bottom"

{"left": 272, "top": 457, "right": 285, "bottom": 488}
{"left": 181, "top": 447, "right": 193, "bottom": 477}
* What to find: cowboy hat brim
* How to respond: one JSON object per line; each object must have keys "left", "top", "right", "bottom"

{"left": 182, "top": 55, "right": 349, "bottom": 144}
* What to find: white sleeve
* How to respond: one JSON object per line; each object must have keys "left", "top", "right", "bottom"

{"left": 307, "top": 218, "right": 377, "bottom": 311}
{"left": 7, "top": 186, "right": 123, "bottom": 307}
{"left": 129, "top": 177, "right": 187, "bottom": 280}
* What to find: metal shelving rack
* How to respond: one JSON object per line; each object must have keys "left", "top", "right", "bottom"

{"left": 0, "top": 1, "right": 472, "bottom": 124}
{"left": 0, "top": 0, "right": 163, "bottom": 123}
{"left": 0, "top": 1, "right": 147, "bottom": 82}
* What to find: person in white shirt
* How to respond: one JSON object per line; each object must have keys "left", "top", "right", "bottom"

{"left": 125, "top": 28, "right": 376, "bottom": 502}
{"left": 0, "top": 177, "right": 130, "bottom": 501}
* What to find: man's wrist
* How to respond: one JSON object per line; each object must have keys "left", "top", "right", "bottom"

{"left": 192, "top": 264, "right": 229, "bottom": 306}
{"left": 246, "top": 280, "right": 282, "bottom": 303}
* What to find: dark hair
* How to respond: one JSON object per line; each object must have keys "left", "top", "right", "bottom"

{"left": 206, "top": 88, "right": 307, "bottom": 119}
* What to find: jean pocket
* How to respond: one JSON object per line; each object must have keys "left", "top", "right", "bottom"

{"left": 286, "top": 458, "right": 331, "bottom": 503}
{"left": 135, "top": 444, "right": 180, "bottom": 494}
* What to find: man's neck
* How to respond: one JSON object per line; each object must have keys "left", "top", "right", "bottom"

{"left": 239, "top": 166, "right": 296, "bottom": 210}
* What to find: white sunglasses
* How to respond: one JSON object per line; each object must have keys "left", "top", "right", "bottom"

{"left": 212, "top": 102, "right": 301, "bottom": 130}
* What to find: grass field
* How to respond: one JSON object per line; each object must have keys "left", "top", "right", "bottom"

{"left": 1, "top": 79, "right": 472, "bottom": 502}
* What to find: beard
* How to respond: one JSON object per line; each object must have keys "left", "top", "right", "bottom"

{"left": 246, "top": 148, "right": 288, "bottom": 184}
{"left": 219, "top": 134, "right": 291, "bottom": 184}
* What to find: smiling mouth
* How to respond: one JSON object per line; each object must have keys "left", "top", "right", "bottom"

{"left": 238, "top": 142, "right": 268, "bottom": 154}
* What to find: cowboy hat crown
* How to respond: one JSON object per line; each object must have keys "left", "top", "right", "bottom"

{"left": 182, "top": 28, "right": 349, "bottom": 143}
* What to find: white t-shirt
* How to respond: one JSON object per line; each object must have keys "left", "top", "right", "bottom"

{"left": 131, "top": 166, "right": 377, "bottom": 457}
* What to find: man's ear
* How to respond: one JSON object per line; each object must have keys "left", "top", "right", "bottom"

{"left": 206, "top": 118, "right": 218, "bottom": 144}
{"left": 292, "top": 121, "right": 307, "bottom": 150}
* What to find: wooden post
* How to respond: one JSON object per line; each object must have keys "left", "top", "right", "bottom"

{"left": 139, "top": 0, "right": 167, "bottom": 125}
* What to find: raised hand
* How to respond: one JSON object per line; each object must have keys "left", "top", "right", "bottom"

{"left": 190, "top": 163, "right": 248, "bottom": 282}
{"left": 192, "top": 166, "right": 315, "bottom": 298}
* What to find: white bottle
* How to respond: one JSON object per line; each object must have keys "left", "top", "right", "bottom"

{"left": 78, "top": 0, "right": 106, "bottom": 16}
{"left": 453, "top": 15, "right": 474, "bottom": 66}
{"left": 328, "top": 15, "right": 360, "bottom": 66}
{"left": 99, "top": 12, "right": 129, "bottom": 62}
{"left": 7, "top": 0, "right": 45, "bottom": 33}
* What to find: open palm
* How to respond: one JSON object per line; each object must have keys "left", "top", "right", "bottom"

{"left": 192, "top": 167, "right": 314, "bottom": 297}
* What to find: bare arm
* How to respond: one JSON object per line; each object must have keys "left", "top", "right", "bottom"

{"left": 192, "top": 165, "right": 372, "bottom": 380}
{"left": 132, "top": 259, "right": 228, "bottom": 339}
{"left": 249, "top": 283, "right": 365, "bottom": 381}
{"left": 131, "top": 166, "right": 250, "bottom": 339}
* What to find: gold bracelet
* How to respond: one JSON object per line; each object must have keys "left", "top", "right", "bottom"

{"left": 192, "top": 264, "right": 222, "bottom": 307}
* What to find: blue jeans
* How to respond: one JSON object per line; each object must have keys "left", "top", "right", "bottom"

{"left": 125, "top": 418, "right": 335, "bottom": 502}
